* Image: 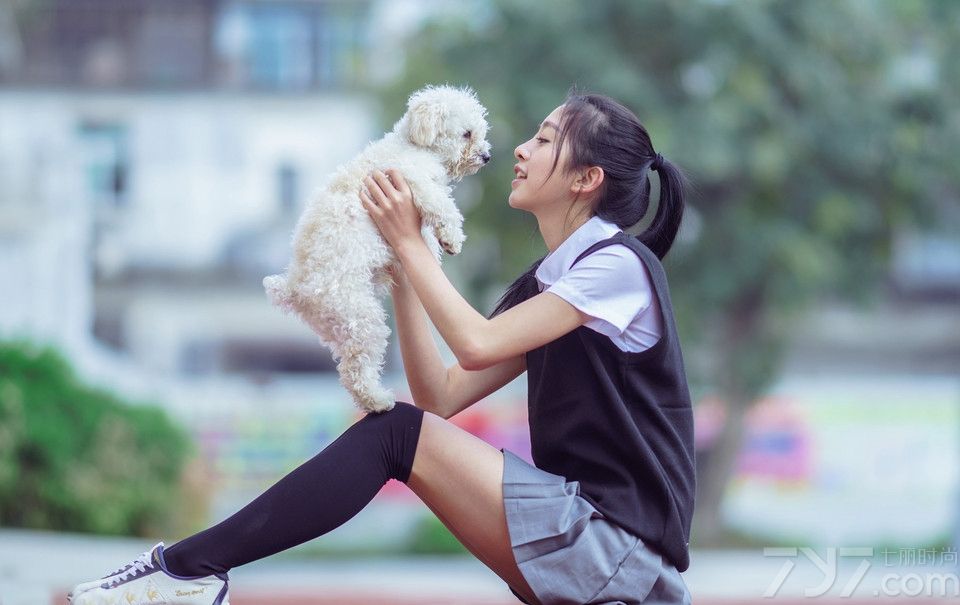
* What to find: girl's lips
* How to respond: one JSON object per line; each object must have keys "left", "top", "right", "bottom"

{"left": 511, "top": 177, "right": 525, "bottom": 187}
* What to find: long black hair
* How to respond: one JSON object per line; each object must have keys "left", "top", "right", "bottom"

{"left": 488, "top": 86, "right": 686, "bottom": 319}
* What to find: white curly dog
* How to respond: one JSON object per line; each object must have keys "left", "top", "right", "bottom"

{"left": 263, "top": 84, "right": 491, "bottom": 413}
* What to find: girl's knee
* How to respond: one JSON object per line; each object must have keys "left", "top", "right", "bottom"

{"left": 358, "top": 400, "right": 424, "bottom": 482}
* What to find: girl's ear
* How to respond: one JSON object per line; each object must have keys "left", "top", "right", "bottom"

{"left": 573, "top": 166, "right": 604, "bottom": 195}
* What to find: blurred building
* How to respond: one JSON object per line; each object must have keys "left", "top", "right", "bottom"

{"left": 0, "top": 0, "right": 410, "bottom": 381}
{"left": 3, "top": 0, "right": 371, "bottom": 91}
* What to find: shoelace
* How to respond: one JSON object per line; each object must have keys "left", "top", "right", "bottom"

{"left": 99, "top": 542, "right": 165, "bottom": 580}
{"left": 104, "top": 548, "right": 156, "bottom": 587}
{"left": 101, "top": 561, "right": 134, "bottom": 579}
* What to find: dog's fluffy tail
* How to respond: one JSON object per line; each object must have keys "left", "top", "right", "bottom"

{"left": 263, "top": 274, "right": 296, "bottom": 313}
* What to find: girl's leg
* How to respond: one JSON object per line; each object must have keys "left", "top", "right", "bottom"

{"left": 161, "top": 401, "right": 539, "bottom": 604}
{"left": 162, "top": 401, "right": 424, "bottom": 574}
{"left": 406, "top": 411, "right": 540, "bottom": 604}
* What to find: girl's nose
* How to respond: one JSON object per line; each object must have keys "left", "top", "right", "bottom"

{"left": 514, "top": 144, "right": 527, "bottom": 160}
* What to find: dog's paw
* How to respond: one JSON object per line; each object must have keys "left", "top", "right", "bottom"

{"left": 436, "top": 226, "right": 465, "bottom": 256}
{"left": 440, "top": 239, "right": 460, "bottom": 255}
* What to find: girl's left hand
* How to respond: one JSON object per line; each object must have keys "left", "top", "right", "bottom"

{"left": 360, "top": 168, "right": 423, "bottom": 253}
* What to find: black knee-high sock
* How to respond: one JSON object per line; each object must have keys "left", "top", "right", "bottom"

{"left": 162, "top": 400, "right": 424, "bottom": 576}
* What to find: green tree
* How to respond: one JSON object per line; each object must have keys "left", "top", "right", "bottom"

{"left": 0, "top": 339, "right": 198, "bottom": 536}
{"left": 377, "top": 0, "right": 958, "bottom": 545}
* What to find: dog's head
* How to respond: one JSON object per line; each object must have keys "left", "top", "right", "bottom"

{"left": 394, "top": 84, "right": 491, "bottom": 181}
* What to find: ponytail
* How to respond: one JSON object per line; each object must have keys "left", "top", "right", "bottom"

{"left": 636, "top": 152, "right": 686, "bottom": 260}
{"left": 551, "top": 89, "right": 686, "bottom": 262}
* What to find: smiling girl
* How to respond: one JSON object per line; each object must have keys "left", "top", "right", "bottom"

{"left": 68, "top": 88, "right": 694, "bottom": 605}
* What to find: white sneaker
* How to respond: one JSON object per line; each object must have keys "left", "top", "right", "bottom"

{"left": 67, "top": 541, "right": 166, "bottom": 599}
{"left": 67, "top": 541, "right": 229, "bottom": 605}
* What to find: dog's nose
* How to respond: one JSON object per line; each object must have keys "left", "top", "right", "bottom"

{"left": 481, "top": 153, "right": 491, "bottom": 164}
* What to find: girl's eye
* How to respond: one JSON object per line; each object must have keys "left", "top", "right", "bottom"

{"left": 536, "top": 137, "right": 549, "bottom": 144}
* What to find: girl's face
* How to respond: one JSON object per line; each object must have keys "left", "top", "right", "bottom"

{"left": 509, "top": 105, "right": 575, "bottom": 213}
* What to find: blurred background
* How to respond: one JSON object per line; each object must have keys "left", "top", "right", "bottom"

{"left": 0, "top": 0, "right": 957, "bottom": 603}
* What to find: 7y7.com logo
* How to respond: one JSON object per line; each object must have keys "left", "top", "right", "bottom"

{"left": 763, "top": 547, "right": 960, "bottom": 598}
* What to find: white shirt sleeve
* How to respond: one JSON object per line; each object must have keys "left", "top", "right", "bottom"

{"left": 544, "top": 245, "right": 655, "bottom": 335}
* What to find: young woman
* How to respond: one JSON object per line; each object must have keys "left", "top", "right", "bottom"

{"left": 68, "top": 90, "right": 695, "bottom": 605}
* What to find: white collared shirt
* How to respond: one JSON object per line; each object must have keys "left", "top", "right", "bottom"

{"left": 536, "top": 215, "right": 664, "bottom": 353}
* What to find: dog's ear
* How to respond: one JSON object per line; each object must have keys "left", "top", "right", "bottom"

{"left": 401, "top": 88, "right": 447, "bottom": 147}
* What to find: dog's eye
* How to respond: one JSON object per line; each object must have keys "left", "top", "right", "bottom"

{"left": 463, "top": 130, "right": 472, "bottom": 139}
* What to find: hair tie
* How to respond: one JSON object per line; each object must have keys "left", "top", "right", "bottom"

{"left": 651, "top": 152, "right": 664, "bottom": 172}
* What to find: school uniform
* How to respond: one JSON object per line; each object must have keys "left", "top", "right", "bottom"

{"left": 499, "top": 215, "right": 695, "bottom": 605}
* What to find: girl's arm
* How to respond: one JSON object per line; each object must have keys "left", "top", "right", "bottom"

{"left": 394, "top": 241, "right": 587, "bottom": 370}
{"left": 363, "top": 169, "right": 590, "bottom": 372}
{"left": 389, "top": 265, "right": 447, "bottom": 412}
{"left": 391, "top": 264, "right": 527, "bottom": 419}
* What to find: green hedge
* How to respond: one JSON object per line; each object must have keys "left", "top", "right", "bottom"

{"left": 0, "top": 339, "right": 196, "bottom": 536}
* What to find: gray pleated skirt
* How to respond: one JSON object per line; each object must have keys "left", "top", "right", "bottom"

{"left": 500, "top": 448, "right": 692, "bottom": 605}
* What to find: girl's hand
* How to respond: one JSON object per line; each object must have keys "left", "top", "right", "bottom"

{"left": 360, "top": 168, "right": 424, "bottom": 254}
